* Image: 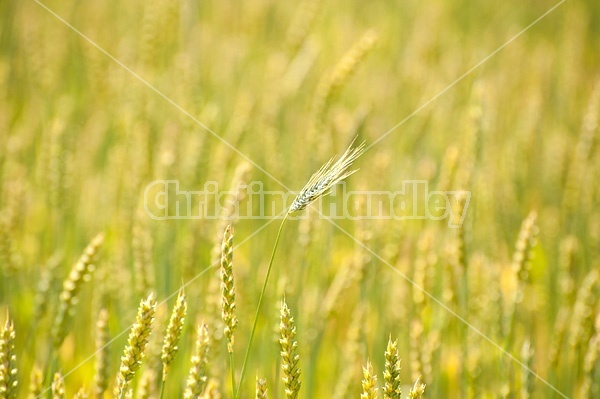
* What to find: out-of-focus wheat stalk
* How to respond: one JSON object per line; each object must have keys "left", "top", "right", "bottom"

{"left": 52, "top": 233, "right": 104, "bottom": 348}
{"left": 51, "top": 372, "right": 65, "bottom": 399}
{"left": 184, "top": 324, "right": 211, "bottom": 399}
{"left": 505, "top": 211, "right": 538, "bottom": 344}
{"left": 27, "top": 366, "right": 42, "bottom": 399}
{"left": 93, "top": 309, "right": 109, "bottom": 399}
{"left": 579, "top": 313, "right": 600, "bottom": 398}
{"left": 308, "top": 30, "right": 378, "bottom": 155}
{"left": 568, "top": 269, "right": 599, "bottom": 354}
{"left": 73, "top": 387, "right": 88, "bottom": 399}
{"left": 132, "top": 223, "right": 155, "bottom": 297}
{"left": 520, "top": 340, "right": 534, "bottom": 399}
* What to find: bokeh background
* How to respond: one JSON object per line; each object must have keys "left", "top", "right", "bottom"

{"left": 1, "top": 0, "right": 600, "bottom": 397}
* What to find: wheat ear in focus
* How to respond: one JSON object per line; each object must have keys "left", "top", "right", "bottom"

{"left": 289, "top": 140, "right": 365, "bottom": 213}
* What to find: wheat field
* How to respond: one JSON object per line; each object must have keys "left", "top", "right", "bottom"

{"left": 1, "top": 0, "right": 600, "bottom": 398}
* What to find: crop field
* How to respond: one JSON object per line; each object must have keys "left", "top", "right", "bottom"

{"left": 1, "top": 0, "right": 599, "bottom": 398}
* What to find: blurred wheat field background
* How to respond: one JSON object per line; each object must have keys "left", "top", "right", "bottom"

{"left": 1, "top": 0, "right": 600, "bottom": 398}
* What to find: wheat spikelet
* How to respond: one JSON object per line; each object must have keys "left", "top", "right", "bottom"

{"left": 286, "top": 0, "right": 322, "bottom": 55}
{"left": 220, "top": 225, "right": 237, "bottom": 353}
{"left": 290, "top": 140, "right": 365, "bottom": 213}
{"left": 280, "top": 298, "right": 301, "bottom": 399}
{"left": 327, "top": 30, "right": 378, "bottom": 92}
{"left": 52, "top": 233, "right": 104, "bottom": 348}
{"left": 136, "top": 370, "right": 156, "bottom": 399}
{"left": 73, "top": 388, "right": 88, "bottom": 399}
{"left": 409, "top": 319, "right": 424, "bottom": 382}
{"left": 383, "top": 336, "right": 401, "bottom": 399}
{"left": 564, "top": 78, "right": 600, "bottom": 216}
{"left": 161, "top": 288, "right": 187, "bottom": 380}
{"left": 115, "top": 293, "right": 157, "bottom": 398}
{"left": 184, "top": 324, "right": 211, "bottom": 399}
{"left": 413, "top": 231, "right": 433, "bottom": 313}
{"left": 511, "top": 211, "right": 538, "bottom": 282}
{"left": 200, "top": 380, "right": 221, "bottom": 399}
{"left": 93, "top": 309, "right": 110, "bottom": 399}
{"left": 519, "top": 340, "right": 534, "bottom": 399}
{"left": 0, "top": 218, "right": 17, "bottom": 274}
{"left": 0, "top": 317, "right": 17, "bottom": 399}
{"left": 580, "top": 313, "right": 600, "bottom": 398}
{"left": 450, "top": 194, "right": 468, "bottom": 268}
{"left": 308, "top": 30, "right": 377, "bottom": 154}
{"left": 549, "top": 236, "right": 578, "bottom": 366}
{"left": 558, "top": 236, "right": 577, "bottom": 303}
{"left": 27, "top": 366, "right": 42, "bottom": 399}
{"left": 210, "top": 97, "right": 254, "bottom": 184}
{"left": 322, "top": 259, "right": 354, "bottom": 319}
{"left": 255, "top": 377, "right": 268, "bottom": 399}
{"left": 505, "top": 211, "right": 538, "bottom": 338}
{"left": 51, "top": 373, "right": 65, "bottom": 399}
{"left": 360, "top": 361, "right": 378, "bottom": 399}
{"left": 32, "top": 253, "right": 62, "bottom": 324}
{"left": 211, "top": 162, "right": 251, "bottom": 264}
{"left": 332, "top": 305, "right": 364, "bottom": 399}
{"left": 139, "top": 304, "right": 167, "bottom": 398}
{"left": 408, "top": 377, "right": 426, "bottom": 399}
{"left": 132, "top": 223, "right": 155, "bottom": 297}
{"left": 568, "top": 269, "right": 599, "bottom": 351}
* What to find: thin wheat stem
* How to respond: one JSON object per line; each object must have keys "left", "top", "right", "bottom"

{"left": 229, "top": 351, "right": 236, "bottom": 398}
{"left": 236, "top": 214, "right": 289, "bottom": 398}
{"left": 158, "top": 380, "right": 165, "bottom": 399}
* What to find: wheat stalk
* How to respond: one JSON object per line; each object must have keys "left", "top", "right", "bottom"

{"left": 255, "top": 377, "right": 268, "bottom": 399}
{"left": 51, "top": 372, "right": 65, "bottom": 399}
{"left": 569, "top": 269, "right": 599, "bottom": 352}
{"left": 360, "top": 361, "right": 378, "bottom": 399}
{"left": 580, "top": 313, "right": 600, "bottom": 398}
{"left": 220, "top": 225, "right": 237, "bottom": 353}
{"left": 505, "top": 211, "right": 538, "bottom": 344}
{"left": 27, "top": 366, "right": 42, "bottom": 399}
{"left": 408, "top": 377, "right": 426, "bottom": 399}
{"left": 219, "top": 224, "right": 237, "bottom": 396}
{"left": 158, "top": 288, "right": 187, "bottom": 399}
{"left": 0, "top": 316, "right": 17, "bottom": 399}
{"left": 184, "top": 324, "right": 211, "bottom": 399}
{"left": 237, "top": 140, "right": 365, "bottom": 396}
{"left": 93, "top": 308, "right": 109, "bottom": 399}
{"left": 200, "top": 380, "right": 220, "bottom": 399}
{"left": 73, "top": 387, "right": 88, "bottom": 399}
{"left": 115, "top": 293, "right": 157, "bottom": 399}
{"left": 161, "top": 288, "right": 187, "bottom": 381}
{"left": 52, "top": 233, "right": 104, "bottom": 348}
{"left": 280, "top": 299, "right": 301, "bottom": 399}
{"left": 308, "top": 30, "right": 378, "bottom": 155}
{"left": 289, "top": 139, "right": 365, "bottom": 213}
{"left": 520, "top": 340, "right": 534, "bottom": 399}
{"left": 383, "top": 336, "right": 401, "bottom": 399}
